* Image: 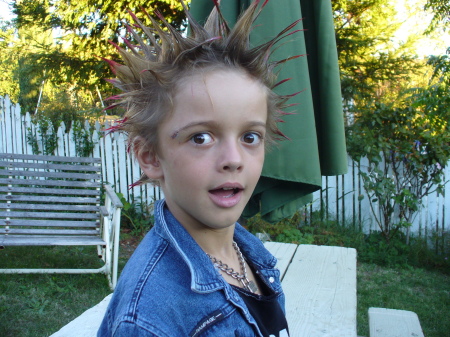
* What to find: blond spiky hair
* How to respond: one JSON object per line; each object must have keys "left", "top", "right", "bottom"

{"left": 105, "top": 0, "right": 302, "bottom": 186}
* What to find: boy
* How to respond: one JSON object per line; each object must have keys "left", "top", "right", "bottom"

{"left": 98, "top": 1, "right": 298, "bottom": 336}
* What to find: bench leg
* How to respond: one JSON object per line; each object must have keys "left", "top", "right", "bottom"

{"left": 101, "top": 202, "right": 122, "bottom": 290}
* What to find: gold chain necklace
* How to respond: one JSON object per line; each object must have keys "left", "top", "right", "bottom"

{"left": 207, "top": 241, "right": 259, "bottom": 294}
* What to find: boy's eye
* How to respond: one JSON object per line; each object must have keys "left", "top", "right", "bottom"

{"left": 242, "top": 132, "right": 262, "bottom": 145}
{"left": 191, "top": 133, "right": 213, "bottom": 145}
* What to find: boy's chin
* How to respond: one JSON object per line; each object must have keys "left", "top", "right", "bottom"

{"left": 203, "top": 210, "right": 244, "bottom": 230}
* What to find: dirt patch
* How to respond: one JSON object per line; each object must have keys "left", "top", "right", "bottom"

{"left": 119, "top": 229, "right": 143, "bottom": 260}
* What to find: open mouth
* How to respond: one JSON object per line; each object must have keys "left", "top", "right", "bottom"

{"left": 209, "top": 187, "right": 242, "bottom": 198}
{"left": 208, "top": 184, "right": 244, "bottom": 208}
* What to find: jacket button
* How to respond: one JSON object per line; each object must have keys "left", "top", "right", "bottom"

{"left": 269, "top": 277, "right": 275, "bottom": 283}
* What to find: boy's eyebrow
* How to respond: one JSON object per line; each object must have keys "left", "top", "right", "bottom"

{"left": 171, "top": 121, "right": 217, "bottom": 139}
{"left": 170, "top": 120, "right": 267, "bottom": 139}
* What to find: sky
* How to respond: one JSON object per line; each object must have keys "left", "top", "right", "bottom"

{"left": 0, "top": 0, "right": 449, "bottom": 56}
{"left": 0, "top": 1, "right": 11, "bottom": 20}
{"left": 394, "top": 0, "right": 450, "bottom": 56}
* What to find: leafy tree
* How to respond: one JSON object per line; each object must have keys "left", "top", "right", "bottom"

{"left": 346, "top": 91, "right": 450, "bottom": 243}
{"left": 4, "top": 0, "right": 187, "bottom": 117}
{"left": 17, "top": 22, "right": 54, "bottom": 113}
{"left": 334, "top": 0, "right": 450, "bottom": 243}
{"left": 53, "top": 0, "right": 186, "bottom": 56}
{"left": 11, "top": 0, "right": 186, "bottom": 89}
{"left": 346, "top": 51, "right": 450, "bottom": 244}
{"left": 0, "top": 18, "right": 20, "bottom": 102}
{"left": 425, "top": 0, "right": 450, "bottom": 31}
{"left": 332, "top": 0, "right": 423, "bottom": 108}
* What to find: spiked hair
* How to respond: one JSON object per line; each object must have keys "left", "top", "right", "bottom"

{"left": 105, "top": 0, "right": 302, "bottom": 185}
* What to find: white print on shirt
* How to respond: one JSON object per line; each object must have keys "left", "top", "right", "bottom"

{"left": 270, "top": 328, "right": 289, "bottom": 337}
{"left": 190, "top": 311, "right": 225, "bottom": 337}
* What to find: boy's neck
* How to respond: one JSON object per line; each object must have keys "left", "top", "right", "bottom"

{"left": 164, "top": 202, "right": 238, "bottom": 258}
{"left": 187, "top": 224, "right": 237, "bottom": 259}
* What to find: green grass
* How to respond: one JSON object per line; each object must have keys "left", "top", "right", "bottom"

{"left": 0, "top": 240, "right": 449, "bottom": 337}
{"left": 356, "top": 263, "right": 450, "bottom": 337}
{"left": 0, "top": 246, "right": 111, "bottom": 337}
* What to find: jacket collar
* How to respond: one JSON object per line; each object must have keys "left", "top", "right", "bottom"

{"left": 153, "top": 200, "right": 277, "bottom": 293}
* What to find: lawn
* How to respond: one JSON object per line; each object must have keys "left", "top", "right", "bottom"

{"left": 0, "top": 246, "right": 112, "bottom": 337}
{"left": 0, "top": 243, "right": 449, "bottom": 336}
{"left": 356, "top": 263, "right": 449, "bottom": 336}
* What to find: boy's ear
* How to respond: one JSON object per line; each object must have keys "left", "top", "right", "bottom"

{"left": 135, "top": 146, "right": 164, "bottom": 181}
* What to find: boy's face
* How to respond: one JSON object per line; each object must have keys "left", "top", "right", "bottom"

{"left": 139, "top": 69, "right": 267, "bottom": 232}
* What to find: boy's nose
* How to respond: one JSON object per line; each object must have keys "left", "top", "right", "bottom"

{"left": 219, "top": 141, "right": 243, "bottom": 172}
{"left": 222, "top": 160, "right": 243, "bottom": 172}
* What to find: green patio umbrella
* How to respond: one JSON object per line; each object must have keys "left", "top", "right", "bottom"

{"left": 190, "top": 0, "right": 347, "bottom": 222}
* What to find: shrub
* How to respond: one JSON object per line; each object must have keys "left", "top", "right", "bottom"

{"left": 117, "top": 194, "right": 154, "bottom": 237}
{"left": 246, "top": 207, "right": 449, "bottom": 273}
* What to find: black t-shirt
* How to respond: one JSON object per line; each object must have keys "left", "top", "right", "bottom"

{"left": 232, "top": 285, "right": 290, "bottom": 337}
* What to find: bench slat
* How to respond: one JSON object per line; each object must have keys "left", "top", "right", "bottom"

{"left": 0, "top": 186, "right": 101, "bottom": 196}
{"left": 1, "top": 195, "right": 99, "bottom": 204}
{"left": 0, "top": 178, "right": 101, "bottom": 188}
{"left": 4, "top": 219, "right": 99, "bottom": 227}
{"left": 282, "top": 245, "right": 357, "bottom": 337}
{"left": 0, "top": 153, "right": 101, "bottom": 164}
{"left": 0, "top": 235, "right": 105, "bottom": 246}
{"left": 0, "top": 169, "right": 101, "bottom": 180}
{"left": 0, "top": 160, "right": 101, "bottom": 172}
{"left": 1, "top": 229, "right": 99, "bottom": 235}
{"left": 263, "top": 241, "right": 298, "bottom": 280}
{"left": 1, "top": 203, "right": 100, "bottom": 212}
{"left": 0, "top": 211, "right": 99, "bottom": 219}
{"left": 0, "top": 153, "right": 123, "bottom": 290}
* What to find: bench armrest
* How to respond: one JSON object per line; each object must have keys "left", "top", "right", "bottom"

{"left": 103, "top": 184, "right": 123, "bottom": 209}
{"left": 99, "top": 206, "right": 109, "bottom": 217}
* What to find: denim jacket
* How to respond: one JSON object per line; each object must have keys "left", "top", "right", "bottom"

{"left": 98, "top": 200, "right": 286, "bottom": 337}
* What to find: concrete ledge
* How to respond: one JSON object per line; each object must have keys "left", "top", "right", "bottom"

{"left": 50, "top": 294, "right": 113, "bottom": 337}
{"left": 50, "top": 244, "right": 359, "bottom": 337}
{"left": 369, "top": 307, "right": 424, "bottom": 337}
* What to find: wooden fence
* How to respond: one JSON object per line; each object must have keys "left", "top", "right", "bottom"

{"left": 0, "top": 96, "right": 162, "bottom": 206}
{"left": 311, "top": 158, "right": 448, "bottom": 238}
{"left": 1, "top": 95, "right": 448, "bottom": 238}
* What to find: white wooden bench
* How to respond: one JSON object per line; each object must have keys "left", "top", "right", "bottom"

{"left": 266, "top": 242, "right": 358, "bottom": 337}
{"left": 0, "top": 153, "right": 123, "bottom": 289}
{"left": 50, "top": 243, "right": 358, "bottom": 337}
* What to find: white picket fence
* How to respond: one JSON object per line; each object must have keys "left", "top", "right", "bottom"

{"left": 310, "top": 158, "right": 449, "bottom": 238}
{"left": 0, "top": 95, "right": 162, "bottom": 206}
{"left": 1, "top": 95, "right": 448, "bottom": 239}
